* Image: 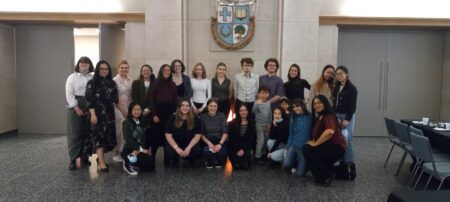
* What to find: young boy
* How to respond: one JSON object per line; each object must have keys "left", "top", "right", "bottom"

{"left": 252, "top": 86, "right": 271, "bottom": 164}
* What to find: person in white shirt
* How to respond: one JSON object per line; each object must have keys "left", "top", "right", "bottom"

{"left": 190, "top": 62, "right": 211, "bottom": 114}
{"left": 112, "top": 60, "right": 132, "bottom": 163}
{"left": 234, "top": 57, "right": 259, "bottom": 118}
{"left": 65, "top": 56, "right": 94, "bottom": 170}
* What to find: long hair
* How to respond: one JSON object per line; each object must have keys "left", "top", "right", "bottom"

{"left": 272, "top": 107, "right": 287, "bottom": 121}
{"left": 74, "top": 56, "right": 94, "bottom": 73}
{"left": 174, "top": 98, "right": 196, "bottom": 130}
{"left": 155, "top": 64, "right": 172, "bottom": 88}
{"left": 139, "top": 64, "right": 156, "bottom": 82}
{"left": 127, "top": 102, "right": 142, "bottom": 123}
{"left": 235, "top": 103, "right": 254, "bottom": 126}
{"left": 92, "top": 60, "right": 112, "bottom": 83}
{"left": 311, "top": 95, "right": 340, "bottom": 129}
{"left": 313, "top": 64, "right": 335, "bottom": 94}
{"left": 287, "top": 63, "right": 301, "bottom": 81}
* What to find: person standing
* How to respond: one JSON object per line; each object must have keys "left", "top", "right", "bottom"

{"left": 112, "top": 60, "right": 132, "bottom": 163}
{"left": 310, "top": 65, "right": 335, "bottom": 106}
{"left": 190, "top": 62, "right": 211, "bottom": 115}
{"left": 284, "top": 63, "right": 311, "bottom": 101}
{"left": 234, "top": 57, "right": 259, "bottom": 118}
{"left": 171, "top": 59, "right": 193, "bottom": 100}
{"left": 148, "top": 64, "right": 178, "bottom": 165}
{"left": 85, "top": 60, "right": 119, "bottom": 172}
{"left": 252, "top": 86, "right": 272, "bottom": 163}
{"left": 259, "top": 58, "right": 285, "bottom": 108}
{"left": 131, "top": 64, "right": 156, "bottom": 151}
{"left": 212, "top": 62, "right": 233, "bottom": 119}
{"left": 65, "top": 56, "right": 94, "bottom": 170}
{"left": 333, "top": 65, "right": 358, "bottom": 176}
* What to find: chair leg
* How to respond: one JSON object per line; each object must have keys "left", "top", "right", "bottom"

{"left": 413, "top": 170, "right": 424, "bottom": 190}
{"left": 395, "top": 151, "right": 407, "bottom": 176}
{"left": 408, "top": 160, "right": 421, "bottom": 187}
{"left": 384, "top": 144, "right": 395, "bottom": 168}
{"left": 437, "top": 177, "right": 449, "bottom": 190}
{"left": 424, "top": 175, "right": 432, "bottom": 190}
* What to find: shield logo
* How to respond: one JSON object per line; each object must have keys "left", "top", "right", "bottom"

{"left": 211, "top": 4, "right": 255, "bottom": 50}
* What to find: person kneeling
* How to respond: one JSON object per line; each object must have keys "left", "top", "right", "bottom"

{"left": 165, "top": 98, "right": 202, "bottom": 168}
{"left": 200, "top": 98, "right": 228, "bottom": 169}
{"left": 122, "top": 103, "right": 155, "bottom": 175}
{"left": 267, "top": 108, "right": 289, "bottom": 167}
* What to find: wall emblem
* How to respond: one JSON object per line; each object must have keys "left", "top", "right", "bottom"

{"left": 211, "top": 0, "right": 257, "bottom": 50}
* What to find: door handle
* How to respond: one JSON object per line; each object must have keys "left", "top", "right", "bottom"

{"left": 384, "top": 62, "right": 389, "bottom": 110}
{"left": 378, "top": 62, "right": 383, "bottom": 109}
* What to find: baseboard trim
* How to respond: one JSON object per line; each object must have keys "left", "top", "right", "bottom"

{"left": 0, "top": 129, "right": 18, "bottom": 139}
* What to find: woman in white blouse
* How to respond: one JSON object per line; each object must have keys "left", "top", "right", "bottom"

{"left": 65, "top": 56, "right": 94, "bottom": 170}
{"left": 190, "top": 62, "right": 211, "bottom": 115}
{"left": 112, "top": 60, "right": 132, "bottom": 163}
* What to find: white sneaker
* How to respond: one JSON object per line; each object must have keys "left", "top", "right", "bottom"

{"left": 123, "top": 162, "right": 138, "bottom": 175}
{"left": 291, "top": 168, "right": 297, "bottom": 174}
{"left": 113, "top": 155, "right": 123, "bottom": 163}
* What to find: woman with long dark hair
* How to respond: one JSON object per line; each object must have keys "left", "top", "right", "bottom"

{"left": 148, "top": 64, "right": 178, "bottom": 165}
{"left": 65, "top": 56, "right": 94, "bottom": 170}
{"left": 302, "top": 95, "right": 346, "bottom": 187}
{"left": 227, "top": 104, "right": 256, "bottom": 170}
{"left": 85, "top": 60, "right": 119, "bottom": 172}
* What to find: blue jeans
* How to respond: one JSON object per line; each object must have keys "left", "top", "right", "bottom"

{"left": 336, "top": 113, "right": 355, "bottom": 163}
{"left": 283, "top": 145, "right": 306, "bottom": 176}
{"left": 266, "top": 139, "right": 285, "bottom": 162}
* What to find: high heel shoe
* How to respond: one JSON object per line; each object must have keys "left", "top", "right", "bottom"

{"left": 96, "top": 158, "right": 109, "bottom": 172}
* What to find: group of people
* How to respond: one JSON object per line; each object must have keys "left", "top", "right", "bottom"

{"left": 65, "top": 56, "right": 357, "bottom": 187}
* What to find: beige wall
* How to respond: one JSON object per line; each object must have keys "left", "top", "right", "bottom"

{"left": 125, "top": 0, "right": 330, "bottom": 94}
{"left": 0, "top": 23, "right": 17, "bottom": 133}
{"left": 441, "top": 31, "right": 450, "bottom": 121}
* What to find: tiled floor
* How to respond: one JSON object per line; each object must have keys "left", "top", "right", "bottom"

{"left": 0, "top": 133, "right": 441, "bottom": 201}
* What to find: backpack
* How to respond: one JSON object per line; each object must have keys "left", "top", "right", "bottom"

{"left": 333, "top": 162, "right": 357, "bottom": 181}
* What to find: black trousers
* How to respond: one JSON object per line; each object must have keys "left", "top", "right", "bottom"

{"left": 235, "top": 99, "right": 254, "bottom": 120}
{"left": 164, "top": 143, "right": 201, "bottom": 165}
{"left": 229, "top": 149, "right": 252, "bottom": 170}
{"left": 121, "top": 148, "right": 155, "bottom": 172}
{"left": 302, "top": 142, "right": 345, "bottom": 183}
{"left": 218, "top": 99, "right": 231, "bottom": 119}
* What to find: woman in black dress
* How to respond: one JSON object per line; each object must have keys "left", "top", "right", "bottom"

{"left": 148, "top": 64, "right": 178, "bottom": 165}
{"left": 85, "top": 60, "right": 119, "bottom": 172}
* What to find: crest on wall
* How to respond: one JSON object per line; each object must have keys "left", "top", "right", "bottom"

{"left": 211, "top": 0, "right": 257, "bottom": 50}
